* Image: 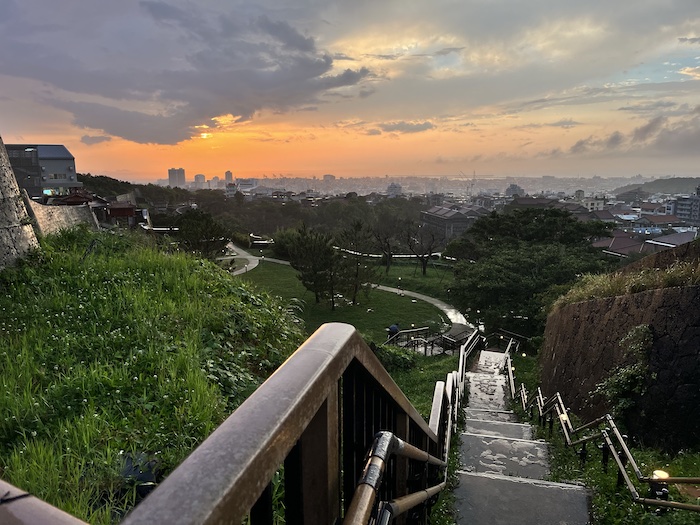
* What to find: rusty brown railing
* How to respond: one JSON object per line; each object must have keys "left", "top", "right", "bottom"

{"left": 502, "top": 338, "right": 700, "bottom": 516}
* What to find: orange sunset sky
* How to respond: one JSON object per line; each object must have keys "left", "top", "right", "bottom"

{"left": 1, "top": 1, "right": 699, "bottom": 183}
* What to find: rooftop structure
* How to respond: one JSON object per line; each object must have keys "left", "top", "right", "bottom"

{"left": 5, "top": 144, "right": 81, "bottom": 198}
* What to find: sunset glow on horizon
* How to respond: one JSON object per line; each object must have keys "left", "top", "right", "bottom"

{"left": 1, "top": 1, "right": 699, "bottom": 183}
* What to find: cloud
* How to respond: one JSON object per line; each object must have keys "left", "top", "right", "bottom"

{"left": 679, "top": 66, "right": 700, "bottom": 79}
{"left": 678, "top": 37, "right": 700, "bottom": 44}
{"left": 378, "top": 121, "right": 435, "bottom": 133}
{"left": 434, "top": 47, "right": 465, "bottom": 56}
{"left": 618, "top": 101, "right": 677, "bottom": 112}
{"left": 605, "top": 131, "right": 625, "bottom": 149}
{"left": 633, "top": 116, "right": 668, "bottom": 142}
{"left": 0, "top": 1, "right": 372, "bottom": 145}
{"left": 81, "top": 135, "right": 112, "bottom": 145}
{"left": 366, "top": 129, "right": 382, "bottom": 136}
{"left": 548, "top": 118, "right": 582, "bottom": 129}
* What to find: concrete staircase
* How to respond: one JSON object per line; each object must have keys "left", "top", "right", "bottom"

{"left": 454, "top": 350, "right": 591, "bottom": 525}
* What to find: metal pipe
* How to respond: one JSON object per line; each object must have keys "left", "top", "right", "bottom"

{"left": 380, "top": 482, "right": 447, "bottom": 518}
{"left": 635, "top": 498, "right": 700, "bottom": 512}
{"left": 605, "top": 415, "right": 643, "bottom": 480}
{"left": 571, "top": 415, "right": 608, "bottom": 435}
{"left": 601, "top": 430, "right": 640, "bottom": 500}
{"left": 570, "top": 432, "right": 604, "bottom": 447}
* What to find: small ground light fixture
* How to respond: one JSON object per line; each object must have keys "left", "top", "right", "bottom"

{"left": 649, "top": 469, "right": 670, "bottom": 514}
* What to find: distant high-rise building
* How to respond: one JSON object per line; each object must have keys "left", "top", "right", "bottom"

{"left": 168, "top": 168, "right": 186, "bottom": 188}
{"left": 194, "top": 173, "right": 205, "bottom": 189}
{"left": 225, "top": 170, "right": 233, "bottom": 182}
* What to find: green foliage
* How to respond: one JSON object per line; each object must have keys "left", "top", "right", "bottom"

{"left": 390, "top": 354, "right": 459, "bottom": 420}
{"left": 0, "top": 228, "right": 305, "bottom": 523}
{"left": 554, "top": 262, "right": 700, "bottom": 308}
{"left": 270, "top": 227, "right": 300, "bottom": 259}
{"left": 449, "top": 208, "right": 614, "bottom": 335}
{"left": 374, "top": 345, "right": 418, "bottom": 372}
{"left": 174, "top": 209, "right": 232, "bottom": 257}
{"left": 592, "top": 325, "right": 653, "bottom": 418}
{"left": 547, "top": 423, "right": 700, "bottom": 525}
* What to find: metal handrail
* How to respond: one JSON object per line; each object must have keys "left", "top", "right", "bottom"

{"left": 382, "top": 326, "right": 431, "bottom": 347}
{"left": 3, "top": 323, "right": 482, "bottom": 525}
{"left": 121, "top": 323, "right": 438, "bottom": 525}
{"left": 344, "top": 432, "right": 447, "bottom": 525}
{"left": 507, "top": 362, "right": 700, "bottom": 515}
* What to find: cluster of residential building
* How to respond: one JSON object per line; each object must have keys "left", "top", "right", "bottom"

{"left": 4, "top": 144, "right": 698, "bottom": 258}
{"left": 420, "top": 186, "right": 700, "bottom": 258}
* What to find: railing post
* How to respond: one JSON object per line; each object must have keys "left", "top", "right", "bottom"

{"left": 284, "top": 387, "right": 341, "bottom": 524}
{"left": 395, "top": 413, "right": 410, "bottom": 525}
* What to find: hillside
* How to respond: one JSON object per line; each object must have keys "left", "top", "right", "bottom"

{"left": 542, "top": 239, "right": 700, "bottom": 450}
{"left": 0, "top": 227, "right": 305, "bottom": 523}
{"left": 613, "top": 176, "right": 700, "bottom": 195}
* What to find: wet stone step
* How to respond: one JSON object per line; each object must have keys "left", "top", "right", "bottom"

{"left": 465, "top": 408, "right": 518, "bottom": 423}
{"left": 465, "top": 372, "right": 509, "bottom": 411}
{"left": 455, "top": 471, "right": 590, "bottom": 525}
{"left": 473, "top": 350, "right": 507, "bottom": 374}
{"left": 459, "top": 433, "right": 549, "bottom": 479}
{"left": 466, "top": 419, "right": 533, "bottom": 440}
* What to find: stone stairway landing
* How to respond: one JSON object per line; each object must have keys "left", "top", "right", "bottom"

{"left": 455, "top": 349, "right": 590, "bottom": 525}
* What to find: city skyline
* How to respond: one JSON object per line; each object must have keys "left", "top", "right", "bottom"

{"left": 1, "top": 1, "right": 699, "bottom": 183}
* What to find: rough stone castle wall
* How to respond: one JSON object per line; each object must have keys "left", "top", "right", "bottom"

{"left": 541, "top": 286, "right": 700, "bottom": 450}
{"left": 0, "top": 136, "right": 39, "bottom": 269}
{"left": 24, "top": 198, "right": 99, "bottom": 236}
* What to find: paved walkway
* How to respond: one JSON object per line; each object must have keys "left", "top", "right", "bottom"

{"left": 226, "top": 244, "right": 471, "bottom": 333}
{"left": 456, "top": 350, "right": 590, "bottom": 524}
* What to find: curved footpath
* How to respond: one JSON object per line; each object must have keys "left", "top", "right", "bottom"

{"left": 225, "top": 244, "right": 471, "bottom": 334}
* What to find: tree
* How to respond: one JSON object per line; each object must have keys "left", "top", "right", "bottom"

{"left": 336, "top": 220, "right": 378, "bottom": 305}
{"left": 449, "top": 208, "right": 614, "bottom": 335}
{"left": 289, "top": 224, "right": 335, "bottom": 305}
{"left": 173, "top": 209, "right": 231, "bottom": 258}
{"left": 404, "top": 221, "right": 445, "bottom": 276}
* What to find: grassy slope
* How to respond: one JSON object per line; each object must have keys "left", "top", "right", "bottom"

{"left": 239, "top": 261, "right": 451, "bottom": 342}
{"left": 0, "top": 228, "right": 304, "bottom": 523}
{"left": 509, "top": 354, "right": 700, "bottom": 524}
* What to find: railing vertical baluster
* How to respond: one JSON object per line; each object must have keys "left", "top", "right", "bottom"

{"left": 284, "top": 442, "right": 303, "bottom": 524}
{"left": 342, "top": 363, "right": 361, "bottom": 515}
{"left": 250, "top": 482, "right": 274, "bottom": 525}
{"left": 287, "top": 392, "right": 341, "bottom": 524}
{"left": 395, "top": 412, "right": 410, "bottom": 525}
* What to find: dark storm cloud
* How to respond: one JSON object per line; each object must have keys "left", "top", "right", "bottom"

{"left": 0, "top": 1, "right": 371, "bottom": 145}
{"left": 256, "top": 16, "right": 316, "bottom": 52}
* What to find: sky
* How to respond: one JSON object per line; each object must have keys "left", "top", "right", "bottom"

{"left": 1, "top": 1, "right": 699, "bottom": 183}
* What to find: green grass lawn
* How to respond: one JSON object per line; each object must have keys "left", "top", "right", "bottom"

{"left": 375, "top": 259, "right": 456, "bottom": 303}
{"left": 239, "top": 261, "right": 451, "bottom": 343}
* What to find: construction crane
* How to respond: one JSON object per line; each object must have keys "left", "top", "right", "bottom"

{"left": 458, "top": 170, "right": 476, "bottom": 198}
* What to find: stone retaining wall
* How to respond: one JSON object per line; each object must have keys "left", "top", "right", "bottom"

{"left": 0, "top": 136, "right": 39, "bottom": 269}
{"left": 541, "top": 286, "right": 700, "bottom": 450}
{"left": 24, "top": 197, "right": 99, "bottom": 236}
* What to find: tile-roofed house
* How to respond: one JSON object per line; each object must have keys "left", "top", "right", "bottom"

{"left": 592, "top": 231, "right": 645, "bottom": 257}
{"left": 420, "top": 205, "right": 489, "bottom": 239}
{"left": 642, "top": 231, "right": 698, "bottom": 253}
